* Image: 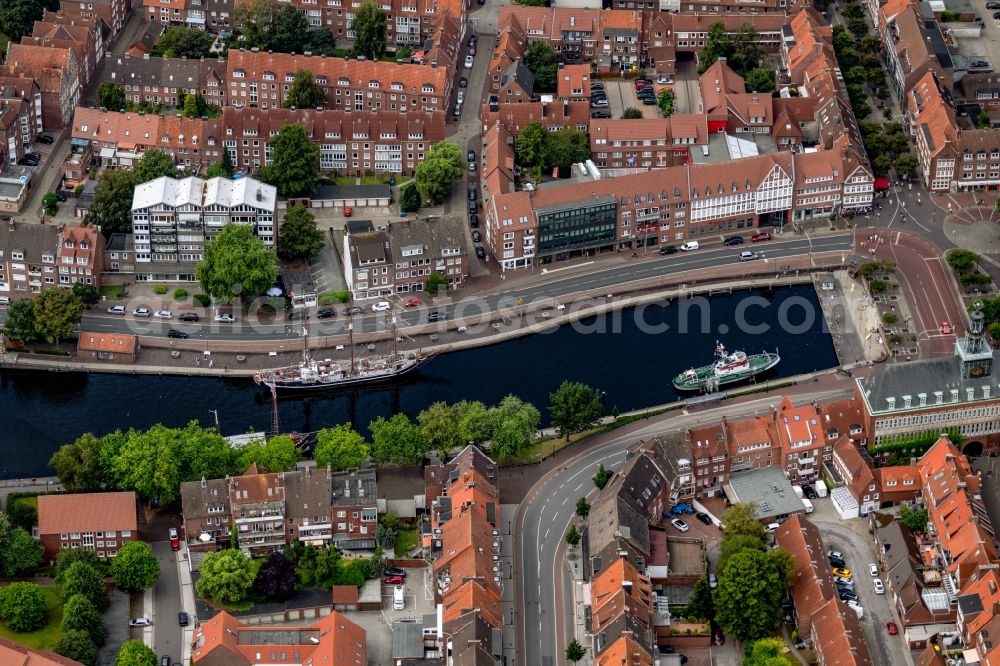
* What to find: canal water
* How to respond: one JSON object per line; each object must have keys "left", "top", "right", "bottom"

{"left": 0, "top": 285, "right": 838, "bottom": 478}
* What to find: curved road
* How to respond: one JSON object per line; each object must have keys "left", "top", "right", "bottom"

{"left": 514, "top": 386, "right": 855, "bottom": 666}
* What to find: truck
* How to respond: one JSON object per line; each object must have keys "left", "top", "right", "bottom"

{"left": 801, "top": 498, "right": 814, "bottom": 514}
{"left": 792, "top": 485, "right": 804, "bottom": 499}
{"left": 815, "top": 479, "right": 828, "bottom": 497}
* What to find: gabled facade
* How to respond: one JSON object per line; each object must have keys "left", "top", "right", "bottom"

{"left": 37, "top": 491, "right": 138, "bottom": 563}
{"left": 3, "top": 44, "right": 80, "bottom": 129}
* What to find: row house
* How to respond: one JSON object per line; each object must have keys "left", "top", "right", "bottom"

{"left": 484, "top": 148, "right": 871, "bottom": 271}
{"left": 0, "top": 636, "right": 84, "bottom": 666}
{"left": 588, "top": 115, "right": 709, "bottom": 173}
{"left": 0, "top": 221, "right": 66, "bottom": 298}
{"left": 809, "top": 595, "right": 875, "bottom": 666}
{"left": 0, "top": 78, "right": 43, "bottom": 166}
{"left": 882, "top": 3, "right": 953, "bottom": 102}
{"left": 193, "top": 610, "right": 366, "bottom": 665}
{"left": 130, "top": 175, "right": 276, "bottom": 278}
{"left": 488, "top": 15, "right": 527, "bottom": 95}
{"left": 590, "top": 557, "right": 655, "bottom": 663}
{"left": 643, "top": 12, "right": 786, "bottom": 76}
{"left": 480, "top": 123, "right": 516, "bottom": 208}
{"left": 782, "top": 8, "right": 835, "bottom": 86}
{"left": 36, "top": 491, "right": 138, "bottom": 563}
{"left": 24, "top": 20, "right": 100, "bottom": 92}
{"left": 856, "top": 309, "right": 1000, "bottom": 453}
{"left": 144, "top": 0, "right": 231, "bottom": 29}
{"left": 497, "top": 7, "right": 643, "bottom": 69}
{"left": 776, "top": 515, "right": 841, "bottom": 638}
{"left": 831, "top": 437, "right": 921, "bottom": 516}
{"left": 180, "top": 463, "right": 378, "bottom": 556}
{"left": 343, "top": 220, "right": 392, "bottom": 300}
{"left": 105, "top": 55, "right": 228, "bottom": 109}
{"left": 276, "top": 0, "right": 465, "bottom": 46}
{"left": 620, "top": 0, "right": 796, "bottom": 12}
{"left": 60, "top": 0, "right": 130, "bottom": 39}
{"left": 221, "top": 106, "right": 444, "bottom": 175}
{"left": 424, "top": 446, "right": 504, "bottom": 666}
{"left": 3, "top": 44, "right": 80, "bottom": 130}
{"left": 226, "top": 50, "right": 451, "bottom": 114}
{"left": 480, "top": 58, "right": 591, "bottom": 136}
{"left": 56, "top": 223, "right": 105, "bottom": 289}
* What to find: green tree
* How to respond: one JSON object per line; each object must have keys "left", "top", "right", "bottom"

{"left": 687, "top": 576, "right": 715, "bottom": 621}
{"left": 206, "top": 150, "right": 236, "bottom": 179}
{"left": 545, "top": 128, "right": 590, "bottom": 173}
{"left": 236, "top": 434, "right": 301, "bottom": 472}
{"left": 400, "top": 183, "right": 421, "bottom": 212}
{"left": 565, "top": 524, "right": 581, "bottom": 546}
{"left": 894, "top": 154, "right": 918, "bottom": 176}
{"left": 42, "top": 192, "right": 59, "bottom": 216}
{"left": 947, "top": 249, "right": 980, "bottom": 273}
{"left": 488, "top": 395, "right": 540, "bottom": 459}
{"left": 565, "top": 639, "right": 586, "bottom": 664}
{"left": 0, "top": 582, "right": 47, "bottom": 632}
{"left": 548, "top": 380, "right": 603, "bottom": 441}
{"left": 418, "top": 402, "right": 464, "bottom": 459}
{"left": 134, "top": 149, "right": 179, "bottom": 183}
{"left": 715, "top": 548, "right": 788, "bottom": 642}
{"left": 196, "top": 549, "right": 256, "bottom": 603}
{"left": 2, "top": 527, "right": 43, "bottom": 577}
{"left": 278, "top": 205, "right": 325, "bottom": 260}
{"left": 62, "top": 561, "right": 108, "bottom": 610}
{"left": 719, "top": 533, "right": 767, "bottom": 572}
{"left": 98, "top": 82, "right": 127, "bottom": 112}
{"left": 111, "top": 542, "right": 160, "bottom": 592}
{"left": 575, "top": 497, "right": 590, "bottom": 519}
{"left": 233, "top": 0, "right": 277, "bottom": 49}
{"left": 260, "top": 124, "right": 319, "bottom": 197}
{"left": 723, "top": 503, "right": 767, "bottom": 545}
{"left": 271, "top": 4, "right": 309, "bottom": 52}
{"left": 55, "top": 548, "right": 103, "bottom": 585}
{"left": 32, "top": 288, "right": 82, "bottom": 345}
{"left": 745, "top": 638, "right": 795, "bottom": 666}
{"left": 593, "top": 463, "right": 611, "bottom": 489}
{"left": 524, "top": 40, "right": 557, "bottom": 93}
{"left": 621, "top": 107, "right": 643, "bottom": 119}
{"left": 55, "top": 629, "right": 98, "bottom": 665}
{"left": 745, "top": 68, "right": 776, "bottom": 93}
{"left": 414, "top": 141, "right": 465, "bottom": 204}
{"left": 657, "top": 87, "right": 674, "bottom": 117}
{"left": 370, "top": 413, "right": 427, "bottom": 465}
{"left": 351, "top": 1, "right": 387, "bottom": 60}
{"left": 49, "top": 433, "right": 108, "bottom": 492}
{"left": 375, "top": 522, "right": 397, "bottom": 550}
{"left": 2, "top": 299, "right": 37, "bottom": 343}
{"left": 7, "top": 501, "right": 37, "bottom": 532}
{"left": 516, "top": 121, "right": 548, "bottom": 168}
{"left": 61, "top": 594, "right": 106, "bottom": 645}
{"left": 314, "top": 424, "right": 370, "bottom": 471}
{"left": 457, "top": 400, "right": 492, "bottom": 444}
{"left": 285, "top": 69, "right": 326, "bottom": 109}
{"left": 899, "top": 505, "right": 929, "bottom": 532}
{"left": 181, "top": 93, "right": 200, "bottom": 119}
{"left": 196, "top": 223, "right": 278, "bottom": 302}
{"left": 425, "top": 270, "right": 448, "bottom": 295}
{"left": 253, "top": 551, "right": 297, "bottom": 601}
{"left": 110, "top": 429, "right": 181, "bottom": 503}
{"left": 90, "top": 169, "right": 138, "bottom": 234}
{"left": 0, "top": 0, "right": 46, "bottom": 41}
{"left": 151, "top": 26, "right": 214, "bottom": 58}
{"left": 115, "top": 640, "right": 158, "bottom": 666}
{"left": 72, "top": 282, "right": 101, "bottom": 306}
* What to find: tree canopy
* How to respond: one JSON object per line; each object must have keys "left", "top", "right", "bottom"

{"left": 714, "top": 548, "right": 790, "bottom": 642}
{"left": 61, "top": 561, "right": 108, "bottom": 611}
{"left": 236, "top": 435, "right": 302, "bottom": 473}
{"left": 488, "top": 395, "right": 540, "bottom": 460}
{"left": 259, "top": 124, "right": 319, "bottom": 197}
{"left": 2, "top": 299, "right": 37, "bottom": 343}
{"left": 253, "top": 551, "right": 298, "bottom": 601}
{"left": 548, "top": 381, "right": 603, "bottom": 441}
{"left": 55, "top": 629, "right": 98, "bottom": 665}
{"left": 415, "top": 141, "right": 465, "bottom": 204}
{"left": 206, "top": 150, "right": 236, "bottom": 179}
{"left": 699, "top": 22, "right": 764, "bottom": 76}
{"left": 0, "top": 582, "right": 47, "bottom": 632}
{"left": 314, "top": 424, "right": 371, "bottom": 471}
{"left": 0, "top": 0, "right": 49, "bottom": 42}
{"left": 899, "top": 505, "right": 929, "bottom": 532}
{"left": 524, "top": 41, "right": 557, "bottom": 93}
{"left": 98, "top": 82, "right": 126, "bottom": 112}
{"left": 745, "top": 68, "right": 776, "bottom": 93}
{"left": 621, "top": 107, "right": 643, "bottom": 119}
{"left": 418, "top": 401, "right": 466, "bottom": 458}
{"left": 196, "top": 223, "right": 279, "bottom": 302}
{"left": 115, "top": 640, "right": 158, "bottom": 666}
{"left": 285, "top": 69, "right": 326, "bottom": 110}
{"left": 151, "top": 26, "right": 214, "bottom": 59}
{"left": 61, "top": 593, "right": 106, "bottom": 647}
{"left": 196, "top": 549, "right": 256, "bottom": 603}
{"left": 234, "top": 1, "right": 337, "bottom": 55}
{"left": 400, "top": 183, "right": 421, "bottom": 212}
{"left": 278, "top": 205, "right": 325, "bottom": 260}
{"left": 133, "top": 148, "right": 179, "bottom": 183}
{"left": 370, "top": 413, "right": 427, "bottom": 465}
{"left": 32, "top": 288, "right": 82, "bottom": 344}
{"left": 90, "top": 169, "right": 139, "bottom": 235}
{"left": 111, "top": 542, "right": 161, "bottom": 592}
{"left": 350, "top": 1, "right": 387, "bottom": 60}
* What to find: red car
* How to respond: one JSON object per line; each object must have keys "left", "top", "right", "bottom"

{"left": 168, "top": 528, "right": 180, "bottom": 551}
{"left": 403, "top": 296, "right": 421, "bottom": 307}
{"left": 751, "top": 231, "right": 772, "bottom": 242}
{"left": 886, "top": 622, "right": 898, "bottom": 635}
{"left": 343, "top": 206, "right": 352, "bottom": 217}
{"left": 384, "top": 575, "right": 405, "bottom": 585}
{"left": 941, "top": 321, "right": 953, "bottom": 335}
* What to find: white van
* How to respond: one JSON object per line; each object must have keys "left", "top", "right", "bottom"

{"left": 681, "top": 241, "right": 700, "bottom": 251}
{"left": 766, "top": 522, "right": 780, "bottom": 532}
{"left": 739, "top": 250, "right": 759, "bottom": 262}
{"left": 393, "top": 585, "right": 405, "bottom": 610}
{"left": 802, "top": 498, "right": 814, "bottom": 514}
{"left": 0, "top": 296, "right": 9, "bottom": 306}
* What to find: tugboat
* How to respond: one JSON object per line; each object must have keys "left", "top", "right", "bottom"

{"left": 672, "top": 342, "right": 780, "bottom": 392}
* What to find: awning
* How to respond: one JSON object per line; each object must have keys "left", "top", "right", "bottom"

{"left": 874, "top": 176, "right": 890, "bottom": 190}
{"left": 99, "top": 147, "right": 114, "bottom": 158}
{"left": 71, "top": 137, "right": 90, "bottom": 147}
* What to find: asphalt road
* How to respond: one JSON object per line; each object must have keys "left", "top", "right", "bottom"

{"left": 515, "top": 386, "right": 854, "bottom": 666}
{"left": 150, "top": 541, "right": 183, "bottom": 663}
{"left": 0, "top": 235, "right": 855, "bottom": 341}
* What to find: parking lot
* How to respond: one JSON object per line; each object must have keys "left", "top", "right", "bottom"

{"left": 594, "top": 80, "right": 662, "bottom": 119}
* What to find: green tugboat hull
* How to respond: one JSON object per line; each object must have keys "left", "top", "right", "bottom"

{"left": 672, "top": 352, "right": 780, "bottom": 391}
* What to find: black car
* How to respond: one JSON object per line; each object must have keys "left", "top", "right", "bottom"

{"left": 178, "top": 612, "right": 189, "bottom": 626}
{"left": 591, "top": 110, "right": 611, "bottom": 118}
{"left": 467, "top": 149, "right": 476, "bottom": 162}
{"left": 802, "top": 485, "right": 817, "bottom": 499}
{"left": 384, "top": 567, "right": 407, "bottom": 578}
{"left": 317, "top": 308, "right": 336, "bottom": 319}
{"left": 695, "top": 511, "right": 712, "bottom": 525}
{"left": 167, "top": 329, "right": 189, "bottom": 339}
{"left": 659, "top": 245, "right": 677, "bottom": 255}
{"left": 475, "top": 246, "right": 486, "bottom": 259}
{"left": 642, "top": 98, "right": 658, "bottom": 105}
{"left": 52, "top": 191, "right": 67, "bottom": 202}
{"left": 428, "top": 311, "right": 447, "bottom": 322}
{"left": 178, "top": 312, "right": 199, "bottom": 322}
{"left": 459, "top": 77, "right": 468, "bottom": 88}
{"left": 468, "top": 186, "right": 477, "bottom": 201}
{"left": 723, "top": 236, "right": 744, "bottom": 246}
{"left": 344, "top": 306, "right": 364, "bottom": 316}
{"left": 838, "top": 590, "right": 858, "bottom": 602}
{"left": 829, "top": 557, "right": 846, "bottom": 568}
{"left": 20, "top": 156, "right": 39, "bottom": 166}
{"left": 468, "top": 200, "right": 477, "bottom": 214}
{"left": 469, "top": 213, "right": 479, "bottom": 228}
{"left": 591, "top": 82, "right": 605, "bottom": 90}
{"left": 35, "top": 134, "right": 54, "bottom": 144}
{"left": 989, "top": 1, "right": 1000, "bottom": 8}
{"left": 993, "top": 11, "right": 1000, "bottom": 18}
{"left": 472, "top": 230, "right": 481, "bottom": 242}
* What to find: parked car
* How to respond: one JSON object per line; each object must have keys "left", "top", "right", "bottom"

{"left": 343, "top": 206, "right": 352, "bottom": 217}
{"left": 464, "top": 55, "right": 474, "bottom": 69}
{"left": 591, "top": 99, "right": 609, "bottom": 108}
{"left": 169, "top": 528, "right": 180, "bottom": 550}
{"left": 988, "top": 2, "right": 1000, "bottom": 9}
{"left": 393, "top": 585, "right": 405, "bottom": 610}
{"left": 468, "top": 199, "right": 477, "bottom": 213}
{"left": 371, "top": 301, "right": 391, "bottom": 312}
{"left": 832, "top": 567, "right": 852, "bottom": 579}
{"left": 873, "top": 578, "right": 885, "bottom": 594}
{"left": 167, "top": 329, "right": 189, "bottom": 339}
{"left": 468, "top": 35, "right": 477, "bottom": 47}
{"left": 642, "top": 98, "right": 658, "bottom": 105}
{"left": 384, "top": 575, "right": 405, "bottom": 585}
{"left": 869, "top": 563, "right": 879, "bottom": 577}
{"left": 828, "top": 550, "right": 844, "bottom": 560}
{"left": 428, "top": 311, "right": 447, "bottom": 322}
{"left": 659, "top": 245, "right": 677, "bottom": 255}
{"left": 708, "top": 573, "right": 717, "bottom": 589}
{"left": 680, "top": 241, "right": 699, "bottom": 251}
{"left": 403, "top": 297, "right": 421, "bottom": 308}
{"left": 475, "top": 246, "right": 486, "bottom": 259}
{"left": 472, "top": 230, "right": 481, "bottom": 242}
{"left": 213, "top": 313, "right": 235, "bottom": 322}
{"left": 723, "top": 235, "right": 744, "bottom": 246}
{"left": 886, "top": 622, "right": 898, "bottom": 635}
{"left": 287, "top": 310, "right": 307, "bottom": 320}
{"left": 590, "top": 110, "right": 611, "bottom": 118}
{"left": 670, "top": 518, "right": 689, "bottom": 532}
{"left": 469, "top": 213, "right": 479, "bottom": 228}
{"left": 751, "top": 231, "right": 772, "bottom": 242}
{"left": 833, "top": 576, "right": 853, "bottom": 586}
{"left": 133, "top": 308, "right": 151, "bottom": 318}
{"left": 317, "top": 307, "right": 336, "bottom": 319}
{"left": 838, "top": 589, "right": 858, "bottom": 602}
{"left": 179, "top": 312, "right": 199, "bottom": 322}
{"left": 129, "top": 618, "right": 153, "bottom": 627}
{"left": 802, "top": 484, "right": 817, "bottom": 499}
{"left": 695, "top": 511, "right": 712, "bottom": 525}
{"left": 107, "top": 305, "right": 126, "bottom": 315}
{"left": 344, "top": 306, "right": 364, "bottom": 316}
{"left": 457, "top": 90, "right": 465, "bottom": 104}
{"left": 52, "top": 191, "right": 67, "bottom": 202}
{"left": 384, "top": 567, "right": 407, "bottom": 578}
{"left": 829, "top": 557, "right": 846, "bottom": 568}
{"left": 459, "top": 77, "right": 468, "bottom": 88}
{"left": 591, "top": 82, "right": 605, "bottom": 90}
{"left": 35, "top": 134, "right": 54, "bottom": 144}
{"left": 468, "top": 186, "right": 477, "bottom": 201}
{"left": 178, "top": 612, "right": 189, "bottom": 626}
{"left": 971, "top": 60, "right": 990, "bottom": 68}
{"left": 154, "top": 310, "right": 173, "bottom": 319}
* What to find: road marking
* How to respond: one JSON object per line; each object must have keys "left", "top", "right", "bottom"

{"left": 544, "top": 528, "right": 549, "bottom": 540}
{"left": 561, "top": 497, "right": 568, "bottom": 506}
{"left": 574, "top": 482, "right": 583, "bottom": 491}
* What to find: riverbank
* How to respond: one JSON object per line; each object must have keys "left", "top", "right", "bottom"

{"left": 1, "top": 256, "right": 851, "bottom": 378}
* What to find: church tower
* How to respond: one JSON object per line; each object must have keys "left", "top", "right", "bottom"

{"left": 957, "top": 309, "right": 993, "bottom": 379}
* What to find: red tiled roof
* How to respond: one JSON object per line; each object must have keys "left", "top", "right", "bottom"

{"left": 37, "top": 491, "right": 137, "bottom": 536}
{"left": 0, "top": 636, "right": 83, "bottom": 666}
{"left": 78, "top": 333, "right": 137, "bottom": 354}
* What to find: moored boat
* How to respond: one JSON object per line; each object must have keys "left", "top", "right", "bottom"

{"left": 673, "top": 342, "right": 780, "bottom": 392}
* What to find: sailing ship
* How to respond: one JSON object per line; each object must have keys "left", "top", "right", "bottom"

{"left": 254, "top": 320, "right": 432, "bottom": 392}
{"left": 672, "top": 341, "right": 780, "bottom": 392}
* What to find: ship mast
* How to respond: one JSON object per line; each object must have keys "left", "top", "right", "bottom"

{"left": 348, "top": 321, "right": 355, "bottom": 377}
{"left": 301, "top": 327, "right": 308, "bottom": 363}
{"left": 391, "top": 316, "right": 398, "bottom": 359}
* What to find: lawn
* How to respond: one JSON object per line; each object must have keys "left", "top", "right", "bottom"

{"left": 0, "top": 585, "right": 63, "bottom": 651}
{"left": 11, "top": 496, "right": 37, "bottom": 511}
{"left": 100, "top": 285, "right": 124, "bottom": 300}
{"left": 335, "top": 176, "right": 358, "bottom": 186}
{"left": 395, "top": 529, "right": 418, "bottom": 557}
{"left": 360, "top": 175, "right": 390, "bottom": 185}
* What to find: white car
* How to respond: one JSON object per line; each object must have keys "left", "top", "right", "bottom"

{"left": 873, "top": 578, "right": 885, "bottom": 594}
{"left": 107, "top": 305, "right": 126, "bottom": 315}
{"left": 129, "top": 617, "right": 153, "bottom": 627}
{"left": 670, "top": 518, "right": 689, "bottom": 532}
{"left": 657, "top": 76, "right": 671, "bottom": 84}
{"left": 869, "top": 563, "right": 879, "bottom": 577}
{"left": 132, "top": 307, "right": 151, "bottom": 318}
{"left": 372, "top": 301, "right": 391, "bottom": 312}
{"left": 680, "top": 241, "right": 700, "bottom": 251}
{"left": 464, "top": 54, "right": 474, "bottom": 69}
{"left": 154, "top": 310, "right": 173, "bottom": 319}
{"left": 457, "top": 90, "right": 465, "bottom": 103}
{"left": 213, "top": 313, "right": 236, "bottom": 323}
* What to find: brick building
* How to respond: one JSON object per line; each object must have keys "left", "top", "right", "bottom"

{"left": 77, "top": 332, "right": 138, "bottom": 364}
{"left": 59, "top": 0, "right": 130, "bottom": 39}
{"left": 105, "top": 55, "right": 228, "bottom": 109}
{"left": 3, "top": 44, "right": 80, "bottom": 130}
{"left": 36, "top": 491, "right": 138, "bottom": 563}
{"left": 0, "top": 220, "right": 59, "bottom": 298}
{"left": 56, "top": 223, "right": 105, "bottom": 288}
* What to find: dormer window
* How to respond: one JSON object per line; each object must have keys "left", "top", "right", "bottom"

{"left": 338, "top": 77, "right": 350, "bottom": 86}
{"left": 368, "top": 80, "right": 379, "bottom": 88}
{"left": 422, "top": 85, "right": 434, "bottom": 93}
